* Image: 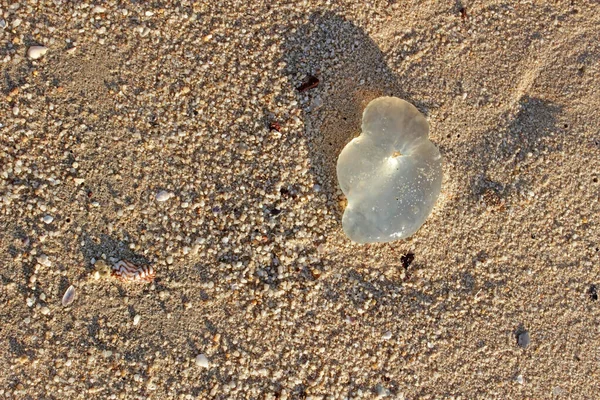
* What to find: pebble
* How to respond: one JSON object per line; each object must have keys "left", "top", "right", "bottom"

{"left": 62, "top": 285, "right": 76, "bottom": 306}
{"left": 166, "top": 255, "right": 174, "bottom": 264}
{"left": 27, "top": 46, "right": 48, "bottom": 60}
{"left": 40, "top": 306, "right": 50, "bottom": 315}
{"left": 382, "top": 331, "right": 392, "bottom": 340}
{"left": 517, "top": 331, "right": 530, "bottom": 348}
{"left": 26, "top": 297, "right": 35, "bottom": 307}
{"left": 195, "top": 354, "right": 210, "bottom": 369}
{"left": 36, "top": 254, "right": 52, "bottom": 267}
{"left": 376, "top": 383, "right": 391, "bottom": 397}
{"left": 74, "top": 178, "right": 85, "bottom": 185}
{"left": 156, "top": 190, "right": 173, "bottom": 202}
{"left": 42, "top": 215, "right": 54, "bottom": 224}
{"left": 133, "top": 314, "right": 141, "bottom": 325}
{"left": 516, "top": 374, "right": 524, "bottom": 384}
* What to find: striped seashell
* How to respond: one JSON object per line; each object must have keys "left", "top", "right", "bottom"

{"left": 111, "top": 260, "right": 155, "bottom": 283}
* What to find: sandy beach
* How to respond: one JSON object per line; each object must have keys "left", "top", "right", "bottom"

{"left": 1, "top": 0, "right": 599, "bottom": 398}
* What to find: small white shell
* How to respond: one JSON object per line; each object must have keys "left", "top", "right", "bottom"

{"left": 28, "top": 45, "right": 48, "bottom": 60}
{"left": 155, "top": 190, "right": 173, "bottom": 202}
{"left": 62, "top": 285, "right": 76, "bottom": 307}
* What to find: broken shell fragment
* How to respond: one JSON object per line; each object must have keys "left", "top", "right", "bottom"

{"left": 111, "top": 260, "right": 155, "bottom": 283}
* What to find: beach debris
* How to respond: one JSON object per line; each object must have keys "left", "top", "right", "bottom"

{"left": 155, "top": 190, "right": 173, "bottom": 202}
{"left": 400, "top": 252, "right": 415, "bottom": 269}
{"left": 28, "top": 45, "right": 48, "bottom": 60}
{"left": 337, "top": 97, "right": 442, "bottom": 243}
{"left": 588, "top": 285, "right": 598, "bottom": 301}
{"left": 269, "top": 121, "right": 281, "bottom": 132}
{"left": 195, "top": 354, "right": 210, "bottom": 369}
{"left": 296, "top": 74, "right": 319, "bottom": 92}
{"left": 62, "top": 285, "right": 76, "bottom": 307}
{"left": 111, "top": 260, "right": 155, "bottom": 283}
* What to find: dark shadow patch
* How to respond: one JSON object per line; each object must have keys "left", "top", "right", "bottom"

{"left": 465, "top": 96, "right": 564, "bottom": 198}
{"left": 280, "top": 11, "right": 431, "bottom": 216}
{"left": 8, "top": 337, "right": 27, "bottom": 356}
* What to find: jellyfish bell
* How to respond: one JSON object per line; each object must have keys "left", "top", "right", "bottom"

{"left": 337, "top": 97, "right": 442, "bottom": 243}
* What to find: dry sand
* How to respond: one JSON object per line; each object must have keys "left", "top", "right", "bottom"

{"left": 1, "top": 0, "right": 600, "bottom": 398}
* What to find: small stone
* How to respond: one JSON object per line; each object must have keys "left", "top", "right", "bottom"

{"left": 516, "top": 374, "right": 524, "bottom": 384}
{"left": 28, "top": 46, "right": 48, "bottom": 60}
{"left": 382, "top": 331, "right": 392, "bottom": 340}
{"left": 74, "top": 178, "right": 85, "bottom": 185}
{"left": 40, "top": 306, "right": 50, "bottom": 315}
{"left": 517, "top": 330, "right": 530, "bottom": 349}
{"left": 156, "top": 190, "right": 173, "bottom": 202}
{"left": 133, "top": 315, "right": 141, "bottom": 325}
{"left": 42, "top": 215, "right": 54, "bottom": 224}
{"left": 92, "top": 5, "right": 106, "bottom": 13}
{"left": 26, "top": 297, "right": 35, "bottom": 307}
{"left": 552, "top": 386, "right": 563, "bottom": 395}
{"left": 166, "top": 255, "right": 174, "bottom": 265}
{"left": 36, "top": 254, "right": 51, "bottom": 267}
{"left": 376, "top": 384, "right": 391, "bottom": 397}
{"left": 93, "top": 260, "right": 111, "bottom": 279}
{"left": 12, "top": 106, "right": 19, "bottom": 116}
{"left": 195, "top": 354, "right": 210, "bottom": 369}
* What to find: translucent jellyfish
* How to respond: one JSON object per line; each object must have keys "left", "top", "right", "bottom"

{"left": 337, "top": 97, "right": 442, "bottom": 243}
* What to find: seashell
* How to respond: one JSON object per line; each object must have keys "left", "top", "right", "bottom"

{"left": 111, "top": 260, "right": 155, "bottom": 283}
{"left": 62, "top": 285, "right": 76, "bottom": 306}
{"left": 155, "top": 190, "right": 173, "bottom": 202}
